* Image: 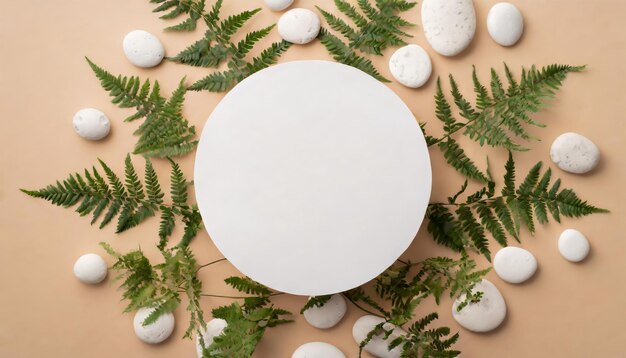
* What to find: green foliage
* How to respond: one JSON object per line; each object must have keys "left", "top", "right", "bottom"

{"left": 21, "top": 155, "right": 202, "bottom": 248}
{"left": 86, "top": 58, "right": 197, "bottom": 157}
{"left": 345, "top": 255, "right": 488, "bottom": 357}
{"left": 150, "top": 0, "right": 206, "bottom": 31}
{"left": 317, "top": 0, "right": 416, "bottom": 55}
{"left": 300, "top": 295, "right": 333, "bottom": 314}
{"left": 427, "top": 152, "right": 608, "bottom": 260}
{"left": 426, "top": 64, "right": 585, "bottom": 181}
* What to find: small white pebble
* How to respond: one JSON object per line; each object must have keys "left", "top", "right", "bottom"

{"left": 493, "top": 246, "right": 537, "bottom": 284}
{"left": 558, "top": 229, "right": 590, "bottom": 262}
{"left": 123, "top": 30, "right": 165, "bottom": 68}
{"left": 196, "top": 318, "right": 227, "bottom": 357}
{"left": 133, "top": 307, "right": 175, "bottom": 344}
{"left": 264, "top": 0, "right": 294, "bottom": 11}
{"left": 389, "top": 44, "right": 432, "bottom": 88}
{"left": 487, "top": 3, "right": 524, "bottom": 46}
{"left": 550, "top": 132, "right": 600, "bottom": 174}
{"left": 452, "top": 279, "right": 507, "bottom": 333}
{"left": 352, "top": 315, "right": 405, "bottom": 358}
{"left": 303, "top": 294, "right": 347, "bottom": 329}
{"left": 292, "top": 342, "right": 346, "bottom": 358}
{"left": 73, "top": 253, "right": 108, "bottom": 284}
{"left": 277, "top": 8, "right": 321, "bottom": 45}
{"left": 73, "top": 108, "right": 110, "bottom": 141}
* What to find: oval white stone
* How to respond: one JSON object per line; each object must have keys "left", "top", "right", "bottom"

{"left": 123, "top": 30, "right": 165, "bottom": 68}
{"left": 493, "top": 246, "right": 537, "bottom": 283}
{"left": 452, "top": 279, "right": 506, "bottom": 333}
{"left": 352, "top": 315, "right": 405, "bottom": 358}
{"left": 303, "top": 294, "right": 347, "bottom": 329}
{"left": 133, "top": 307, "right": 175, "bottom": 344}
{"left": 487, "top": 3, "right": 524, "bottom": 46}
{"left": 421, "top": 0, "right": 476, "bottom": 56}
{"left": 264, "top": 0, "right": 294, "bottom": 11}
{"left": 277, "top": 8, "right": 321, "bottom": 45}
{"left": 73, "top": 253, "right": 108, "bottom": 284}
{"left": 73, "top": 108, "right": 111, "bottom": 141}
{"left": 292, "top": 342, "right": 346, "bottom": 358}
{"left": 195, "top": 318, "right": 227, "bottom": 357}
{"left": 558, "top": 229, "right": 590, "bottom": 262}
{"left": 550, "top": 132, "right": 600, "bottom": 174}
{"left": 389, "top": 44, "right": 432, "bottom": 88}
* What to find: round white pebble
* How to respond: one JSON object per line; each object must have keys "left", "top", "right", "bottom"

{"left": 264, "top": 0, "right": 294, "bottom": 11}
{"left": 352, "top": 315, "right": 405, "bottom": 358}
{"left": 487, "top": 3, "right": 524, "bottom": 46}
{"left": 73, "top": 108, "right": 111, "bottom": 141}
{"left": 558, "top": 229, "right": 590, "bottom": 262}
{"left": 73, "top": 253, "right": 108, "bottom": 284}
{"left": 123, "top": 30, "right": 165, "bottom": 68}
{"left": 133, "top": 307, "right": 175, "bottom": 344}
{"left": 493, "top": 246, "right": 537, "bottom": 283}
{"left": 303, "top": 294, "right": 347, "bottom": 329}
{"left": 292, "top": 342, "right": 346, "bottom": 358}
{"left": 389, "top": 44, "right": 432, "bottom": 88}
{"left": 277, "top": 8, "right": 321, "bottom": 45}
{"left": 452, "top": 279, "right": 506, "bottom": 333}
{"left": 421, "top": 0, "right": 476, "bottom": 56}
{"left": 196, "top": 318, "right": 227, "bottom": 357}
{"left": 550, "top": 132, "right": 600, "bottom": 174}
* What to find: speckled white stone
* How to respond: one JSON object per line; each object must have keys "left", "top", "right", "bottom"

{"left": 452, "top": 279, "right": 506, "bottom": 333}
{"left": 558, "top": 229, "right": 590, "bottom": 262}
{"left": 277, "top": 8, "right": 321, "bottom": 45}
{"left": 123, "top": 30, "right": 165, "bottom": 68}
{"left": 264, "top": 0, "right": 294, "bottom": 11}
{"left": 388, "top": 44, "right": 432, "bottom": 88}
{"left": 487, "top": 3, "right": 524, "bottom": 46}
{"left": 303, "top": 294, "right": 347, "bottom": 329}
{"left": 421, "top": 0, "right": 476, "bottom": 56}
{"left": 73, "top": 253, "right": 108, "bottom": 284}
{"left": 292, "top": 342, "right": 346, "bottom": 358}
{"left": 550, "top": 132, "right": 600, "bottom": 174}
{"left": 493, "top": 246, "right": 537, "bottom": 283}
{"left": 352, "top": 315, "right": 405, "bottom": 358}
{"left": 73, "top": 108, "right": 110, "bottom": 141}
{"left": 133, "top": 307, "right": 175, "bottom": 344}
{"left": 195, "top": 318, "right": 227, "bottom": 357}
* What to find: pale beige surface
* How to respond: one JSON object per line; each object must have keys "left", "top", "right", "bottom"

{"left": 1, "top": 1, "right": 625, "bottom": 357}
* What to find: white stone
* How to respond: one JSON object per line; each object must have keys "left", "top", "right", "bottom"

{"left": 73, "top": 253, "right": 108, "bottom": 284}
{"left": 292, "top": 342, "right": 346, "bottom": 358}
{"left": 493, "top": 246, "right": 537, "bottom": 283}
{"left": 352, "top": 315, "right": 405, "bottom": 358}
{"left": 195, "top": 318, "right": 227, "bottom": 357}
{"left": 133, "top": 307, "right": 175, "bottom": 344}
{"left": 550, "top": 132, "right": 600, "bottom": 174}
{"left": 487, "top": 3, "right": 524, "bottom": 46}
{"left": 264, "top": 0, "right": 294, "bottom": 11}
{"left": 73, "top": 108, "right": 111, "bottom": 141}
{"left": 303, "top": 294, "right": 347, "bottom": 329}
{"left": 421, "top": 0, "right": 476, "bottom": 56}
{"left": 277, "top": 8, "right": 321, "bottom": 45}
{"left": 388, "top": 44, "right": 432, "bottom": 88}
{"left": 452, "top": 279, "right": 506, "bottom": 333}
{"left": 123, "top": 30, "right": 165, "bottom": 68}
{"left": 558, "top": 229, "right": 590, "bottom": 262}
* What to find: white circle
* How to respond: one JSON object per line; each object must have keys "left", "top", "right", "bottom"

{"left": 389, "top": 44, "right": 432, "bottom": 88}
{"left": 277, "top": 8, "right": 321, "bottom": 45}
{"left": 133, "top": 307, "right": 175, "bottom": 344}
{"left": 194, "top": 61, "right": 432, "bottom": 296}
{"left": 558, "top": 229, "right": 590, "bottom": 262}
{"left": 123, "top": 30, "right": 164, "bottom": 68}
{"left": 73, "top": 253, "right": 108, "bottom": 284}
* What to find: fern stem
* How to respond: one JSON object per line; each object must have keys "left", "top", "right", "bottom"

{"left": 198, "top": 292, "right": 284, "bottom": 299}
{"left": 197, "top": 257, "right": 228, "bottom": 271}
{"left": 341, "top": 293, "right": 385, "bottom": 318}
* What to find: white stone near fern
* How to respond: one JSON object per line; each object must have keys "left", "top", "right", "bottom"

{"left": 195, "top": 318, "right": 227, "bottom": 357}
{"left": 133, "top": 307, "right": 175, "bottom": 344}
{"left": 558, "top": 229, "right": 590, "bottom": 262}
{"left": 123, "top": 30, "right": 165, "bottom": 68}
{"left": 264, "top": 0, "right": 294, "bottom": 11}
{"left": 550, "top": 132, "right": 600, "bottom": 174}
{"left": 452, "top": 279, "right": 506, "bottom": 333}
{"left": 352, "top": 315, "right": 406, "bottom": 358}
{"left": 388, "top": 44, "right": 432, "bottom": 88}
{"left": 493, "top": 246, "right": 537, "bottom": 283}
{"left": 277, "top": 8, "right": 321, "bottom": 45}
{"left": 73, "top": 108, "right": 111, "bottom": 141}
{"left": 421, "top": 0, "right": 476, "bottom": 56}
{"left": 73, "top": 253, "right": 108, "bottom": 284}
{"left": 487, "top": 3, "right": 524, "bottom": 46}
{"left": 292, "top": 342, "right": 346, "bottom": 358}
{"left": 303, "top": 294, "right": 347, "bottom": 329}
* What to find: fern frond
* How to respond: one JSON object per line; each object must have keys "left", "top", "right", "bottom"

{"left": 300, "top": 295, "right": 333, "bottom": 314}
{"left": 150, "top": 0, "right": 205, "bottom": 31}
{"left": 225, "top": 277, "right": 272, "bottom": 296}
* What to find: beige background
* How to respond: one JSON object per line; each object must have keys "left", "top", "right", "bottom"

{"left": 1, "top": 0, "right": 625, "bottom": 357}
